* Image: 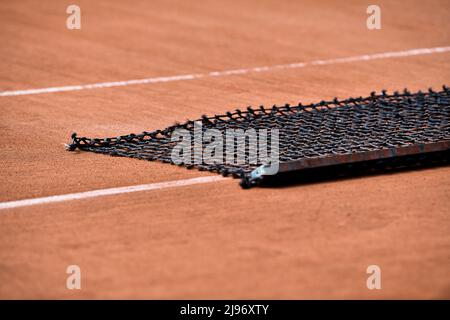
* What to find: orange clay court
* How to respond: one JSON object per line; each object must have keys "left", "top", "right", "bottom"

{"left": 0, "top": 0, "right": 449, "bottom": 299}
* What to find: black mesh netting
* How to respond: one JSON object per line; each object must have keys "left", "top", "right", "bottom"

{"left": 68, "top": 87, "right": 450, "bottom": 188}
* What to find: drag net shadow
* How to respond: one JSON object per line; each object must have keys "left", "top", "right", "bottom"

{"left": 258, "top": 149, "right": 450, "bottom": 188}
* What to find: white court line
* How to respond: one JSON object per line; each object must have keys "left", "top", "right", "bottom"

{"left": 1, "top": 46, "right": 449, "bottom": 97}
{"left": 1, "top": 46, "right": 449, "bottom": 209}
{"left": 0, "top": 176, "right": 228, "bottom": 210}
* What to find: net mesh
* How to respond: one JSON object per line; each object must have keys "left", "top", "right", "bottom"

{"left": 68, "top": 86, "right": 450, "bottom": 187}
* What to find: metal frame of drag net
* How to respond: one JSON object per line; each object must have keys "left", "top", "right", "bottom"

{"left": 67, "top": 86, "right": 450, "bottom": 188}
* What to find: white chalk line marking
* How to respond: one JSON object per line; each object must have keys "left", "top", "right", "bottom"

{"left": 0, "top": 176, "right": 228, "bottom": 210}
{"left": 1, "top": 46, "right": 449, "bottom": 208}
{"left": 1, "top": 46, "right": 449, "bottom": 97}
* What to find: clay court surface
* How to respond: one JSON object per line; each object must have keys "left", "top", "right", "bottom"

{"left": 1, "top": 0, "right": 449, "bottom": 299}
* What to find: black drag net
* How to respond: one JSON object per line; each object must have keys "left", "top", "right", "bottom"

{"left": 68, "top": 87, "right": 450, "bottom": 188}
